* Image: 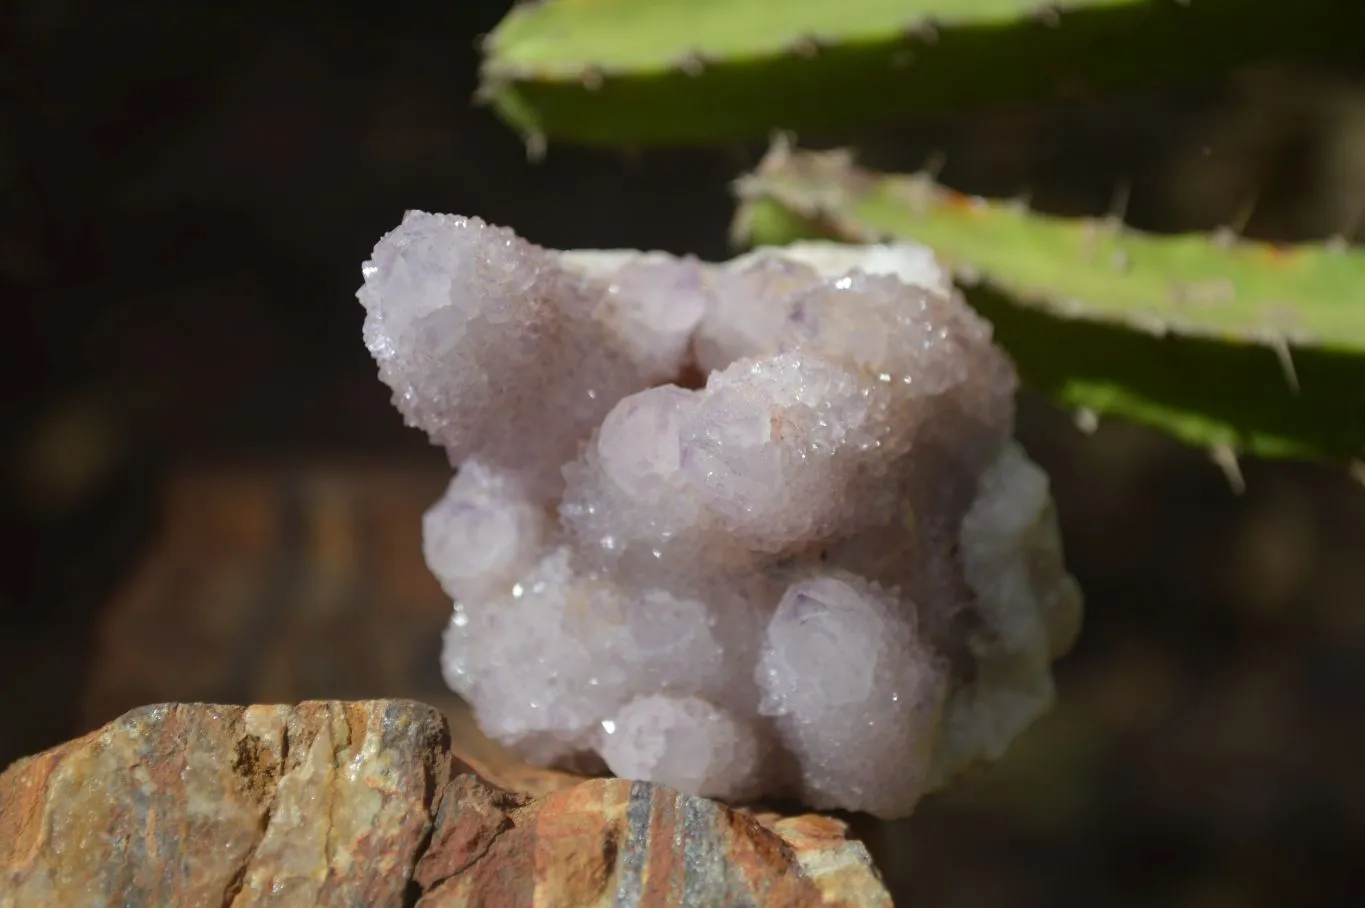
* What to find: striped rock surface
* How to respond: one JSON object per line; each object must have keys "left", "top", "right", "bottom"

{"left": 0, "top": 700, "right": 889, "bottom": 907}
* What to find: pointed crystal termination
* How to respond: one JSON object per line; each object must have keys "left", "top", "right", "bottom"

{"left": 359, "top": 218, "right": 1083, "bottom": 819}
{"left": 358, "top": 211, "right": 649, "bottom": 501}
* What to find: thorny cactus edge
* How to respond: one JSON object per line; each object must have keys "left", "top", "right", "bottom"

{"left": 480, "top": 0, "right": 1365, "bottom": 148}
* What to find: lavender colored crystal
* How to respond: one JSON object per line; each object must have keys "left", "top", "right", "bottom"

{"left": 359, "top": 215, "right": 1083, "bottom": 819}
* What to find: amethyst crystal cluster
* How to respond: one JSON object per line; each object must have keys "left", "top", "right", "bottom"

{"left": 358, "top": 212, "right": 1081, "bottom": 818}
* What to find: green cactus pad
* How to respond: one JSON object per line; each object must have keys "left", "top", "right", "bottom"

{"left": 481, "top": 0, "right": 1365, "bottom": 147}
{"left": 732, "top": 145, "right": 1365, "bottom": 464}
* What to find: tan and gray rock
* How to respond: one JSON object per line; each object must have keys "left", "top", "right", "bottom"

{"left": 0, "top": 700, "right": 451, "bottom": 907}
{"left": 0, "top": 700, "right": 891, "bottom": 907}
{"left": 414, "top": 777, "right": 891, "bottom": 907}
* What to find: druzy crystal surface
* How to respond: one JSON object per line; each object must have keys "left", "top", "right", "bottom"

{"left": 358, "top": 212, "right": 1082, "bottom": 818}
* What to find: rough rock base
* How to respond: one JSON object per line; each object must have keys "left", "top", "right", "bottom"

{"left": 0, "top": 700, "right": 890, "bottom": 907}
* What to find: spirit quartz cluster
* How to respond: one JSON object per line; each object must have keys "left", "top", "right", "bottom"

{"left": 358, "top": 211, "right": 1082, "bottom": 819}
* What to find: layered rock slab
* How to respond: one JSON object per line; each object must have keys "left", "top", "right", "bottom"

{"left": 0, "top": 700, "right": 449, "bottom": 907}
{"left": 0, "top": 701, "right": 890, "bottom": 907}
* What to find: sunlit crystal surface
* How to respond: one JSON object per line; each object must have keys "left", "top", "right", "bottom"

{"left": 360, "top": 216, "right": 1082, "bottom": 819}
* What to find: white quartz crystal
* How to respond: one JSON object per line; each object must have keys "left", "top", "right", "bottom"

{"left": 600, "top": 695, "right": 761, "bottom": 801}
{"left": 358, "top": 212, "right": 644, "bottom": 501}
{"left": 758, "top": 573, "right": 946, "bottom": 817}
{"left": 360, "top": 213, "right": 1083, "bottom": 819}
{"left": 595, "top": 254, "right": 709, "bottom": 382}
{"left": 422, "top": 459, "right": 547, "bottom": 604}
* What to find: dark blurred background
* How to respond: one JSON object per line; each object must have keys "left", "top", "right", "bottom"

{"left": 3, "top": 2, "right": 1364, "bottom": 905}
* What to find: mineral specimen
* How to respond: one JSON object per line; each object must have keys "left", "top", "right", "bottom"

{"left": 358, "top": 211, "right": 1082, "bottom": 819}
